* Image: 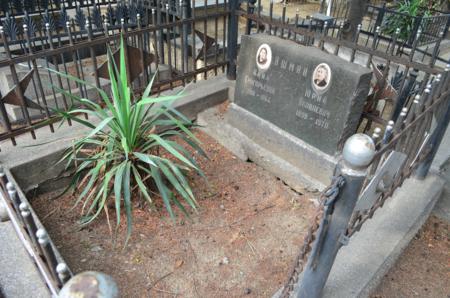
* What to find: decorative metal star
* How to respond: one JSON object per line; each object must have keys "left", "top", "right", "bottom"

{"left": 1, "top": 69, "right": 43, "bottom": 110}
{"left": 371, "top": 62, "right": 398, "bottom": 102}
{"left": 96, "top": 45, "right": 155, "bottom": 83}
{"left": 194, "top": 29, "right": 216, "bottom": 61}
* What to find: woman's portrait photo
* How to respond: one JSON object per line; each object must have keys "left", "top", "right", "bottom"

{"left": 256, "top": 44, "right": 272, "bottom": 70}
{"left": 312, "top": 63, "right": 331, "bottom": 92}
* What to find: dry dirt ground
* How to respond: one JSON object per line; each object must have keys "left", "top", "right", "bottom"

{"left": 31, "top": 130, "right": 318, "bottom": 298}
{"left": 373, "top": 215, "right": 450, "bottom": 298}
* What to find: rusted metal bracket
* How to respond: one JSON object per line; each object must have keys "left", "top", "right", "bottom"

{"left": 354, "top": 151, "right": 407, "bottom": 212}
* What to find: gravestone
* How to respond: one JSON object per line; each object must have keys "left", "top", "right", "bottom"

{"left": 228, "top": 34, "right": 372, "bottom": 187}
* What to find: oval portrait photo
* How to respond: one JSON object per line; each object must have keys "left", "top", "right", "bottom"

{"left": 312, "top": 63, "right": 332, "bottom": 92}
{"left": 255, "top": 43, "right": 272, "bottom": 70}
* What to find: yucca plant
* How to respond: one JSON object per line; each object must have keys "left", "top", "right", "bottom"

{"left": 49, "top": 37, "right": 206, "bottom": 245}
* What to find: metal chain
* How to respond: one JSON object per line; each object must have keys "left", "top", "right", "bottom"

{"left": 279, "top": 175, "right": 345, "bottom": 298}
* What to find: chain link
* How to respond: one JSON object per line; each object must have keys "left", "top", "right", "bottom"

{"left": 279, "top": 175, "right": 345, "bottom": 298}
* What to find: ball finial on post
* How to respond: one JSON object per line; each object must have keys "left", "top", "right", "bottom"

{"left": 58, "top": 271, "right": 119, "bottom": 298}
{"left": 342, "top": 133, "right": 376, "bottom": 169}
{"left": 0, "top": 202, "right": 8, "bottom": 222}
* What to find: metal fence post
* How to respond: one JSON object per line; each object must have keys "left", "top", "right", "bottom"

{"left": 56, "top": 263, "right": 71, "bottom": 285}
{"left": 373, "top": 3, "right": 385, "bottom": 36}
{"left": 226, "top": 0, "right": 239, "bottom": 80}
{"left": 391, "top": 69, "right": 418, "bottom": 122}
{"left": 297, "top": 134, "right": 375, "bottom": 298}
{"left": 409, "top": 17, "right": 422, "bottom": 46}
{"left": 36, "top": 228, "right": 60, "bottom": 283}
{"left": 245, "top": 0, "right": 256, "bottom": 35}
{"left": 0, "top": 168, "right": 9, "bottom": 222}
{"left": 182, "top": 0, "right": 189, "bottom": 72}
{"left": 416, "top": 66, "right": 450, "bottom": 179}
{"left": 6, "top": 182, "right": 21, "bottom": 212}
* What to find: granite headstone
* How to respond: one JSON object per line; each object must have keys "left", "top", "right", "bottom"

{"left": 234, "top": 34, "right": 372, "bottom": 156}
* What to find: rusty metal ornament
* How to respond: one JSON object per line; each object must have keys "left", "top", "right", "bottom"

{"left": 194, "top": 29, "right": 216, "bottom": 61}
{"left": 372, "top": 62, "right": 398, "bottom": 102}
{"left": 354, "top": 151, "right": 407, "bottom": 212}
{"left": 1, "top": 69, "right": 43, "bottom": 110}
{"left": 96, "top": 45, "right": 155, "bottom": 83}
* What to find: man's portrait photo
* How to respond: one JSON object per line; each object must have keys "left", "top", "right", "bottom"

{"left": 312, "top": 63, "right": 331, "bottom": 92}
{"left": 256, "top": 44, "right": 272, "bottom": 70}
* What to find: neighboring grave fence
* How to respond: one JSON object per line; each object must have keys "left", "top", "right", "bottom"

{"left": 0, "top": 0, "right": 229, "bottom": 145}
{"left": 0, "top": 1, "right": 118, "bottom": 18}
{"left": 232, "top": 1, "right": 450, "bottom": 297}
{"left": 362, "top": 4, "right": 450, "bottom": 47}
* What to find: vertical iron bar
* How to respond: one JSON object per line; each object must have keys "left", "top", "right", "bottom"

{"left": 192, "top": 0, "right": 198, "bottom": 82}
{"left": 23, "top": 24, "right": 55, "bottom": 127}
{"left": 86, "top": 19, "right": 101, "bottom": 88}
{"left": 151, "top": 9, "right": 160, "bottom": 83}
{"left": 157, "top": 0, "right": 165, "bottom": 64}
{"left": 203, "top": 0, "right": 208, "bottom": 79}
{"left": 222, "top": 0, "right": 227, "bottom": 72}
{"left": 182, "top": 0, "right": 189, "bottom": 74}
{"left": 213, "top": 0, "right": 219, "bottom": 75}
{"left": 172, "top": 5, "right": 178, "bottom": 76}
{"left": 165, "top": 4, "right": 173, "bottom": 88}
{"left": 226, "top": 0, "right": 238, "bottom": 79}
{"left": 137, "top": 14, "right": 148, "bottom": 88}
{"left": 36, "top": 228, "right": 60, "bottom": 285}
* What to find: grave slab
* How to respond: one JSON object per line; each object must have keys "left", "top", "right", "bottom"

{"left": 229, "top": 34, "right": 372, "bottom": 186}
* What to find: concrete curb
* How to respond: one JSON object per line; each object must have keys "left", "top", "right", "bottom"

{"left": 0, "top": 74, "right": 231, "bottom": 192}
{"left": 0, "top": 222, "right": 49, "bottom": 298}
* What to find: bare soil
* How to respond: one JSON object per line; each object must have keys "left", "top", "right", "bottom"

{"left": 31, "top": 130, "right": 318, "bottom": 297}
{"left": 373, "top": 215, "right": 450, "bottom": 298}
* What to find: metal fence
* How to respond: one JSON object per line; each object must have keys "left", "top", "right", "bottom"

{"left": 0, "top": 0, "right": 118, "bottom": 17}
{"left": 363, "top": 3, "right": 450, "bottom": 47}
{"left": 0, "top": 0, "right": 229, "bottom": 145}
{"left": 232, "top": 1, "right": 449, "bottom": 296}
{"left": 0, "top": 167, "right": 73, "bottom": 296}
{"left": 1, "top": 0, "right": 449, "bottom": 296}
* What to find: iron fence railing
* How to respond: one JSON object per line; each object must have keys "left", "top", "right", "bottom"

{"left": 364, "top": 3, "right": 450, "bottom": 47}
{"left": 233, "top": 1, "right": 449, "bottom": 296}
{"left": 0, "top": 167, "right": 73, "bottom": 296}
{"left": 0, "top": 0, "right": 118, "bottom": 18}
{"left": 1, "top": 1, "right": 449, "bottom": 296}
{"left": 0, "top": 0, "right": 229, "bottom": 146}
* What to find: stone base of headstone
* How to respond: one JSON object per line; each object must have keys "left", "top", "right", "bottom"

{"left": 227, "top": 103, "right": 337, "bottom": 189}
{"left": 197, "top": 103, "right": 336, "bottom": 191}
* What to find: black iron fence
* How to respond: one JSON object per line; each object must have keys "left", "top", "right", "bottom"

{"left": 363, "top": 3, "right": 450, "bottom": 47}
{"left": 1, "top": 0, "right": 449, "bottom": 295}
{"left": 233, "top": 1, "right": 450, "bottom": 296}
{"left": 0, "top": 0, "right": 229, "bottom": 145}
